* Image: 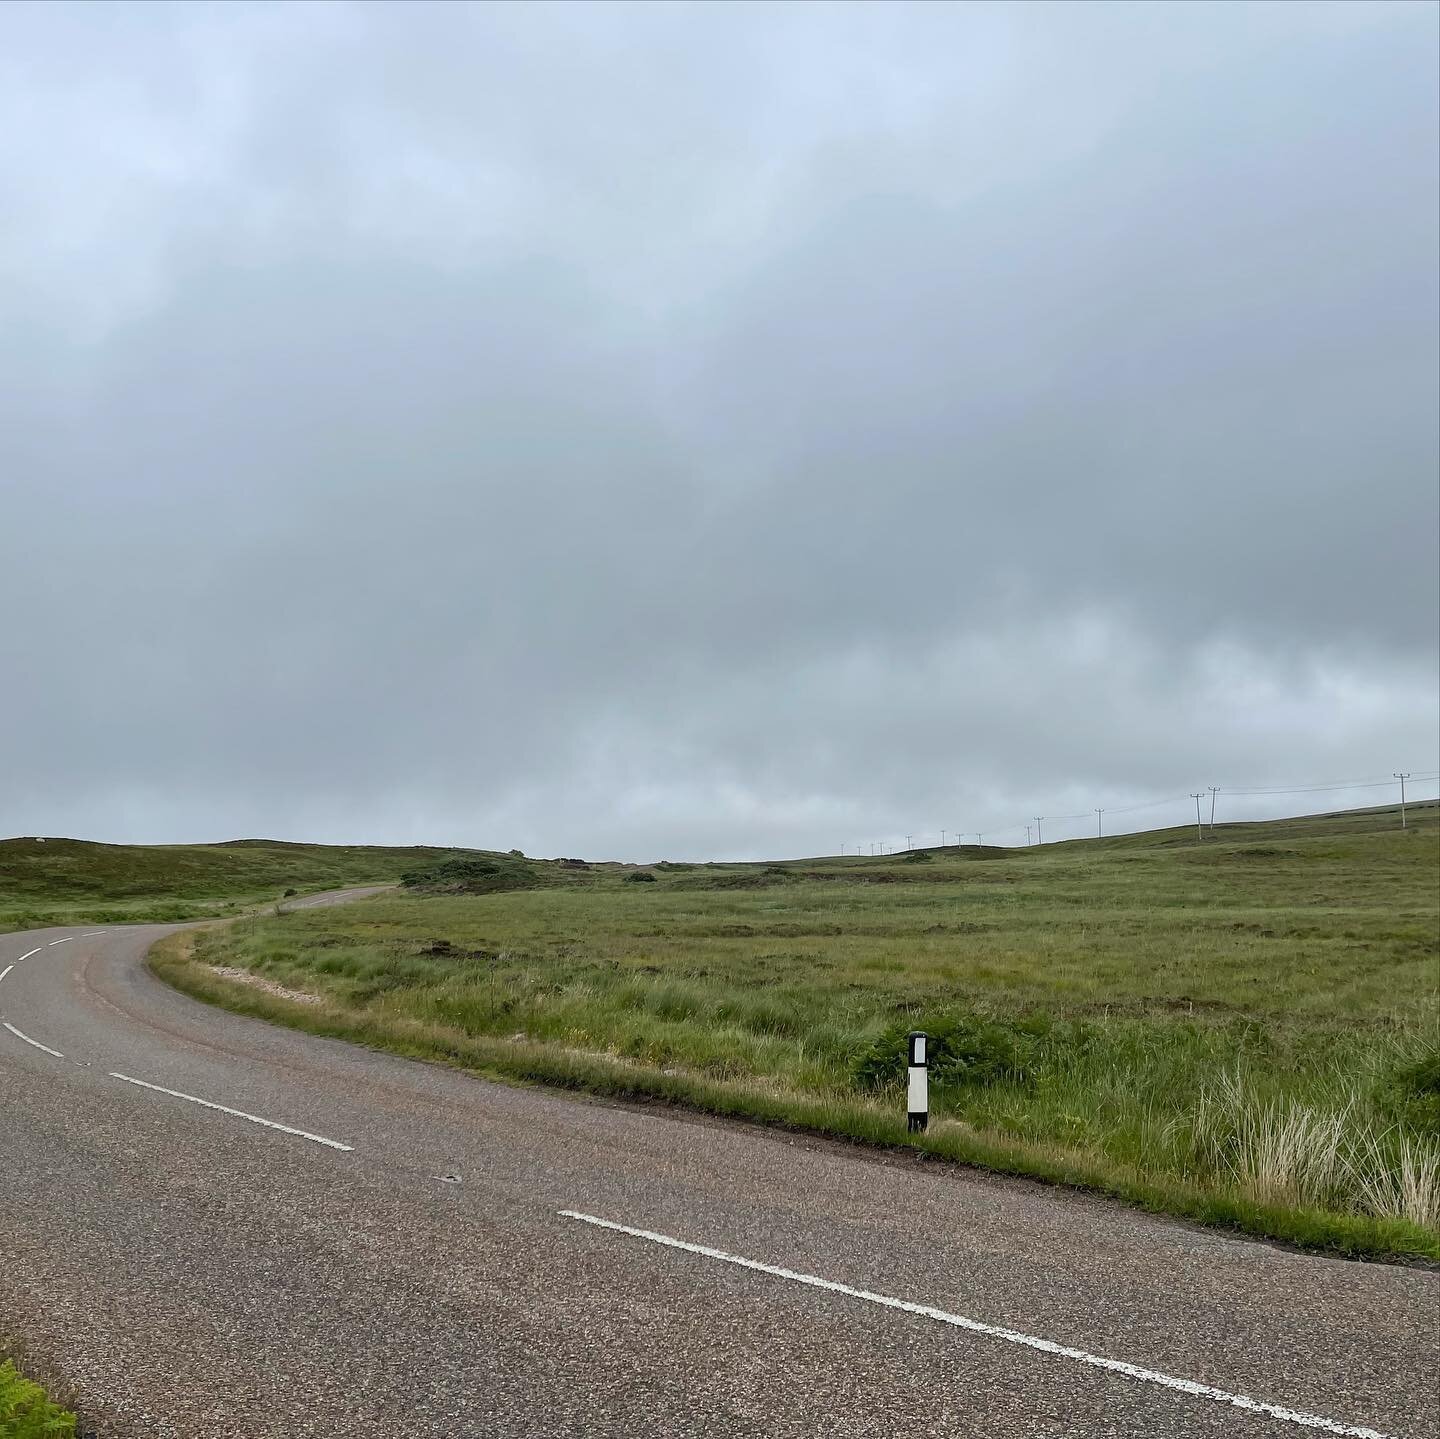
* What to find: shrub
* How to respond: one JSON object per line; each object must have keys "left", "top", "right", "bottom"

{"left": 400, "top": 854, "right": 539, "bottom": 895}
{"left": 1380, "top": 1042, "right": 1440, "bottom": 1134}
{"left": 624, "top": 871, "right": 657, "bottom": 884}
{"left": 850, "top": 1012, "right": 1036, "bottom": 1093}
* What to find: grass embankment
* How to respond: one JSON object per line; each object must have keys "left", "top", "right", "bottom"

{"left": 0, "top": 837, "right": 479, "bottom": 934}
{"left": 0, "top": 1356, "right": 76, "bottom": 1438}
{"left": 154, "top": 804, "right": 1440, "bottom": 1260}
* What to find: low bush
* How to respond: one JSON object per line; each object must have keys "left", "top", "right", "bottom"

{"left": 851, "top": 1012, "right": 1037, "bottom": 1092}
{"left": 1379, "top": 1042, "right": 1440, "bottom": 1135}
{"left": 400, "top": 854, "right": 539, "bottom": 895}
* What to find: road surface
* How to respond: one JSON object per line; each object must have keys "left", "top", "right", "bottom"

{"left": 1, "top": 900, "right": 1434, "bottom": 1437}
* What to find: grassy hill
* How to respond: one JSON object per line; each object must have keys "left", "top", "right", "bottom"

{"left": 154, "top": 800, "right": 1439, "bottom": 1259}
{"left": 0, "top": 836, "right": 486, "bottom": 932}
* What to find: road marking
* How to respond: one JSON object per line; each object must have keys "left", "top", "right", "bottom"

{"left": 0, "top": 966, "right": 11, "bottom": 986}
{"left": 558, "top": 1211, "right": 1399, "bottom": 1439}
{"left": 3, "top": 1021, "right": 65, "bottom": 1059}
{"left": 47, "top": 937, "right": 73, "bottom": 946}
{"left": 12, "top": 948, "right": 42, "bottom": 964}
{"left": 108, "top": 1072, "right": 354, "bottom": 1152}
{"left": 80, "top": 931, "right": 108, "bottom": 937}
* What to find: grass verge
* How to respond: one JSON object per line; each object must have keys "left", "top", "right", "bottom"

{"left": 0, "top": 1356, "right": 76, "bottom": 1439}
{"left": 152, "top": 805, "right": 1440, "bottom": 1264}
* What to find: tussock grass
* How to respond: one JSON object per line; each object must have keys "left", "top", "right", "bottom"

{"left": 155, "top": 803, "right": 1440, "bottom": 1259}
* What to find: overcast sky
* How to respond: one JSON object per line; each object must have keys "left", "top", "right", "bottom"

{"left": 2, "top": 1, "right": 1437, "bottom": 860}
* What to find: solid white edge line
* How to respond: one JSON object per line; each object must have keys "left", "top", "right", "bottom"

{"left": 557, "top": 1211, "right": 1401, "bottom": 1439}
{"left": 3, "top": 1021, "right": 65, "bottom": 1060}
{"left": 108, "top": 1072, "right": 354, "bottom": 1152}
{"left": 47, "top": 937, "right": 73, "bottom": 946}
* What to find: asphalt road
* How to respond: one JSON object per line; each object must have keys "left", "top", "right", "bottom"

{"left": 1, "top": 899, "right": 1435, "bottom": 1438}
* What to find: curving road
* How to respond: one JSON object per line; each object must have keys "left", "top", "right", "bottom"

{"left": 1, "top": 900, "right": 1435, "bottom": 1438}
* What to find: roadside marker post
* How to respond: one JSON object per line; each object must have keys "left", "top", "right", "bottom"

{"left": 907, "top": 1031, "right": 928, "bottom": 1133}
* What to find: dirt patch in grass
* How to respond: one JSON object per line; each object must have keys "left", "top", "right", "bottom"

{"left": 207, "top": 965, "right": 324, "bottom": 1006}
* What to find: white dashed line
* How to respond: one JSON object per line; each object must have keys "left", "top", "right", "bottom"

{"left": 47, "top": 937, "right": 73, "bottom": 946}
{"left": 558, "top": 1212, "right": 1400, "bottom": 1439}
{"left": 12, "top": 948, "right": 42, "bottom": 964}
{"left": 108, "top": 1073, "right": 354, "bottom": 1152}
{"left": 80, "top": 931, "right": 108, "bottom": 937}
{"left": 3, "top": 1021, "right": 65, "bottom": 1060}
{"left": 0, "top": 965, "right": 12, "bottom": 985}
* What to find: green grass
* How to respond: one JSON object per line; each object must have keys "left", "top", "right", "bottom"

{"left": 0, "top": 1357, "right": 75, "bottom": 1439}
{"left": 0, "top": 836, "right": 495, "bottom": 933}
{"left": 155, "top": 801, "right": 1440, "bottom": 1261}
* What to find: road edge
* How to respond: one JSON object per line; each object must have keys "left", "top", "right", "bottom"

{"left": 147, "top": 927, "right": 1440, "bottom": 1267}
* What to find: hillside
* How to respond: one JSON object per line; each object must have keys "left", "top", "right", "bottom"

{"left": 0, "top": 837, "right": 483, "bottom": 932}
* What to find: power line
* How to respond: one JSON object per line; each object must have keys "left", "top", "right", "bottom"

{"left": 1218, "top": 773, "right": 1439, "bottom": 796}
{"left": 869, "top": 769, "right": 1437, "bottom": 858}
{"left": 1107, "top": 793, "right": 1191, "bottom": 815}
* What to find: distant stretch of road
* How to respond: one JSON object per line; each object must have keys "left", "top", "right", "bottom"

{"left": 1, "top": 895, "right": 1434, "bottom": 1437}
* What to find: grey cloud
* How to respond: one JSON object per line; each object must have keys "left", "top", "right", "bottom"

{"left": 2, "top": 1, "right": 1435, "bottom": 858}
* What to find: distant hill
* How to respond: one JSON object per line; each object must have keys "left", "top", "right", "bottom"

{"left": 0, "top": 837, "right": 482, "bottom": 931}
{"left": 4, "top": 798, "right": 1434, "bottom": 930}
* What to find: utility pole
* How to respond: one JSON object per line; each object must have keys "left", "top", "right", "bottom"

{"left": 1190, "top": 793, "right": 1203, "bottom": 841}
{"left": 941, "top": 829, "right": 946, "bottom": 847}
{"left": 1025, "top": 825, "right": 1032, "bottom": 846}
{"left": 906, "top": 836, "right": 913, "bottom": 852}
{"left": 1035, "top": 817, "right": 1043, "bottom": 844}
{"left": 1095, "top": 808, "right": 1104, "bottom": 837}
{"left": 977, "top": 833, "right": 984, "bottom": 846}
{"left": 1208, "top": 786, "right": 1219, "bottom": 829}
{"left": 1395, "top": 773, "right": 1411, "bottom": 829}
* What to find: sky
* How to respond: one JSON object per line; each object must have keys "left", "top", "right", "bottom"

{"left": 2, "top": 0, "right": 1437, "bottom": 861}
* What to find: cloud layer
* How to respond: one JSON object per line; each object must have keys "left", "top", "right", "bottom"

{"left": 3, "top": 2, "right": 1436, "bottom": 857}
